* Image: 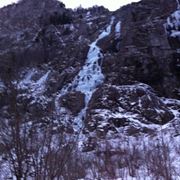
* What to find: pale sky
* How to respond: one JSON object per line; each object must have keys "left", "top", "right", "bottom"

{"left": 61, "top": 0, "right": 140, "bottom": 11}
{"left": 0, "top": 0, "right": 140, "bottom": 11}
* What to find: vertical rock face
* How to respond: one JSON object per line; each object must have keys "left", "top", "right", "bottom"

{"left": 102, "top": 0, "right": 179, "bottom": 98}
{"left": 165, "top": 3, "right": 180, "bottom": 79}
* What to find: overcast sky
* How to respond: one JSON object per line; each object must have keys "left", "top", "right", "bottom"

{"left": 0, "top": 0, "right": 140, "bottom": 11}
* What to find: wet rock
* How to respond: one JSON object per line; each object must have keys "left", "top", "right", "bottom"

{"left": 108, "top": 117, "right": 129, "bottom": 128}
{"left": 60, "top": 91, "right": 85, "bottom": 116}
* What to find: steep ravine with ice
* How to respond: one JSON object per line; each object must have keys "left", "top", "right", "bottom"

{"left": 55, "top": 17, "right": 115, "bottom": 130}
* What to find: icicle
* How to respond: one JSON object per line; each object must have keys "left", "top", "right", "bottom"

{"left": 177, "top": 0, "right": 180, "bottom": 10}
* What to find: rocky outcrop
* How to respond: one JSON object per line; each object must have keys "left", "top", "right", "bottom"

{"left": 101, "top": 0, "right": 180, "bottom": 99}
{"left": 84, "top": 83, "right": 174, "bottom": 139}
{"left": 60, "top": 91, "right": 85, "bottom": 115}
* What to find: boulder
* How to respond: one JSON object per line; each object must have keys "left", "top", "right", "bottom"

{"left": 60, "top": 91, "right": 85, "bottom": 115}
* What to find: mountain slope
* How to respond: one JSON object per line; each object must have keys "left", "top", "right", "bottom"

{"left": 0, "top": 0, "right": 180, "bottom": 179}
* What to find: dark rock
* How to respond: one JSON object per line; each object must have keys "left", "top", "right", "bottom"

{"left": 82, "top": 137, "right": 97, "bottom": 152}
{"left": 126, "top": 126, "right": 141, "bottom": 136}
{"left": 108, "top": 117, "right": 129, "bottom": 127}
{"left": 60, "top": 91, "right": 85, "bottom": 115}
{"left": 99, "top": 0, "right": 180, "bottom": 99}
{"left": 85, "top": 83, "right": 174, "bottom": 137}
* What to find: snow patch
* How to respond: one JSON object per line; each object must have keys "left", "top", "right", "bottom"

{"left": 18, "top": 69, "right": 51, "bottom": 105}
{"left": 161, "top": 97, "right": 180, "bottom": 120}
{"left": 115, "top": 21, "right": 121, "bottom": 39}
{"left": 166, "top": 7, "right": 180, "bottom": 38}
{"left": 0, "top": 80, "right": 6, "bottom": 92}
